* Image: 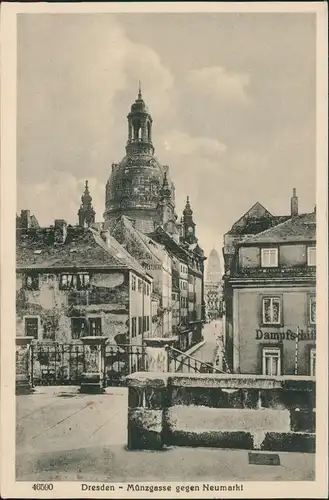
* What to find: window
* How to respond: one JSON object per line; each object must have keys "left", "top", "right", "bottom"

{"left": 71, "top": 318, "right": 87, "bottom": 339}
{"left": 146, "top": 284, "right": 150, "bottom": 296}
{"left": 89, "top": 317, "right": 102, "bottom": 336}
{"left": 131, "top": 317, "right": 137, "bottom": 338}
{"left": 307, "top": 246, "right": 316, "bottom": 266}
{"left": 262, "top": 297, "right": 281, "bottom": 325}
{"left": 24, "top": 273, "right": 39, "bottom": 291}
{"left": 138, "top": 279, "right": 143, "bottom": 293}
{"left": 310, "top": 348, "right": 316, "bottom": 376}
{"left": 138, "top": 316, "right": 142, "bottom": 335}
{"left": 131, "top": 275, "right": 136, "bottom": 291}
{"left": 71, "top": 316, "right": 101, "bottom": 338}
{"left": 25, "top": 317, "right": 38, "bottom": 338}
{"left": 309, "top": 296, "right": 316, "bottom": 324}
{"left": 60, "top": 273, "right": 90, "bottom": 291}
{"left": 262, "top": 348, "right": 281, "bottom": 376}
{"left": 261, "top": 248, "right": 278, "bottom": 267}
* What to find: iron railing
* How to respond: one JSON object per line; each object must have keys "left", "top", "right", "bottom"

{"left": 30, "top": 342, "right": 147, "bottom": 387}
{"left": 167, "top": 346, "right": 226, "bottom": 374}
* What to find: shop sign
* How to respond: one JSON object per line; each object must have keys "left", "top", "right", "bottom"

{"left": 255, "top": 328, "right": 316, "bottom": 341}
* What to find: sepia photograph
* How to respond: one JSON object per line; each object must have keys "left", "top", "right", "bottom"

{"left": 1, "top": 1, "right": 328, "bottom": 498}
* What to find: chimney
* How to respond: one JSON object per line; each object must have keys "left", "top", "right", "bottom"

{"left": 20, "top": 209, "right": 31, "bottom": 229}
{"left": 291, "top": 188, "right": 298, "bottom": 216}
{"left": 54, "top": 219, "right": 67, "bottom": 245}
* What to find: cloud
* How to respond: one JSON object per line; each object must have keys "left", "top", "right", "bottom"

{"left": 17, "top": 14, "right": 175, "bottom": 186}
{"left": 17, "top": 172, "right": 105, "bottom": 227}
{"left": 160, "top": 130, "right": 226, "bottom": 157}
{"left": 186, "top": 66, "right": 251, "bottom": 103}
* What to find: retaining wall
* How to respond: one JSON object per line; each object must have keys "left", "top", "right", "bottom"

{"left": 126, "top": 373, "right": 315, "bottom": 453}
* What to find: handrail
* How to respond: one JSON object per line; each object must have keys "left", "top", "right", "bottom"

{"left": 168, "top": 345, "right": 226, "bottom": 374}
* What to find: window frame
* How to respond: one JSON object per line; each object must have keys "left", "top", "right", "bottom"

{"left": 309, "top": 295, "right": 316, "bottom": 325}
{"left": 71, "top": 315, "right": 102, "bottom": 339}
{"left": 88, "top": 316, "right": 102, "bottom": 336}
{"left": 24, "top": 273, "right": 40, "bottom": 291}
{"left": 261, "top": 247, "right": 279, "bottom": 268}
{"left": 71, "top": 317, "right": 87, "bottom": 340}
{"left": 59, "top": 272, "right": 91, "bottom": 291}
{"left": 310, "top": 348, "right": 316, "bottom": 377}
{"left": 131, "top": 317, "right": 137, "bottom": 338}
{"left": 261, "top": 295, "right": 283, "bottom": 326}
{"left": 24, "top": 315, "right": 40, "bottom": 339}
{"left": 131, "top": 275, "right": 136, "bottom": 291}
{"left": 262, "top": 347, "right": 281, "bottom": 376}
{"left": 307, "top": 246, "right": 316, "bottom": 267}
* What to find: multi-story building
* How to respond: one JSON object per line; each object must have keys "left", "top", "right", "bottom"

{"left": 16, "top": 185, "right": 153, "bottom": 347}
{"left": 205, "top": 248, "right": 223, "bottom": 320}
{"left": 103, "top": 88, "right": 205, "bottom": 345}
{"left": 111, "top": 215, "right": 173, "bottom": 338}
{"left": 223, "top": 190, "right": 316, "bottom": 376}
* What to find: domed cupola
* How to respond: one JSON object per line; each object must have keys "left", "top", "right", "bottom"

{"left": 104, "top": 86, "right": 177, "bottom": 234}
{"left": 126, "top": 82, "right": 154, "bottom": 156}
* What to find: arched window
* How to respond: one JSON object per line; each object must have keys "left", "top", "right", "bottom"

{"left": 147, "top": 122, "right": 151, "bottom": 141}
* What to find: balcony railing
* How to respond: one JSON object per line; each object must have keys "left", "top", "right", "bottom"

{"left": 231, "top": 266, "right": 316, "bottom": 279}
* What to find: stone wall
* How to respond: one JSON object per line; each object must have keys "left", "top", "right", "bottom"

{"left": 126, "top": 373, "right": 315, "bottom": 453}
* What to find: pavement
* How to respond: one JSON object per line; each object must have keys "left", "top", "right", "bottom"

{"left": 16, "top": 387, "right": 315, "bottom": 482}
{"left": 177, "top": 319, "right": 223, "bottom": 372}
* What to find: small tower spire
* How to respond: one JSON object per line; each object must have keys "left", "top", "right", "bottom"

{"left": 138, "top": 80, "right": 142, "bottom": 100}
{"left": 78, "top": 179, "right": 95, "bottom": 228}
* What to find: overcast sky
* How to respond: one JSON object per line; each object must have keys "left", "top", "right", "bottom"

{"left": 17, "top": 12, "right": 316, "bottom": 260}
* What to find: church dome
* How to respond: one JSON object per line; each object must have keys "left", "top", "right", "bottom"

{"left": 105, "top": 153, "right": 175, "bottom": 214}
{"left": 104, "top": 87, "right": 176, "bottom": 232}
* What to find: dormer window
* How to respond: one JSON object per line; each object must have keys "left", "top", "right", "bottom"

{"left": 307, "top": 246, "right": 316, "bottom": 267}
{"left": 261, "top": 248, "right": 278, "bottom": 267}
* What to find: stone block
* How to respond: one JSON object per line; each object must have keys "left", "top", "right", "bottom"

{"left": 248, "top": 452, "right": 281, "bottom": 466}
{"left": 290, "top": 409, "right": 316, "bottom": 433}
{"left": 16, "top": 373, "right": 32, "bottom": 395}
{"left": 166, "top": 406, "right": 291, "bottom": 434}
{"left": 80, "top": 372, "right": 103, "bottom": 394}
{"left": 261, "top": 432, "right": 315, "bottom": 453}
{"left": 127, "top": 408, "right": 164, "bottom": 450}
{"left": 167, "top": 429, "right": 254, "bottom": 450}
{"left": 128, "top": 385, "right": 166, "bottom": 409}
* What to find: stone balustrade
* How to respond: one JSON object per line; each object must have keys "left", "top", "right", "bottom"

{"left": 126, "top": 372, "right": 315, "bottom": 453}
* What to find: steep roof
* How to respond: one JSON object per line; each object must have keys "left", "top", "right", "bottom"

{"left": 112, "top": 215, "right": 166, "bottom": 265}
{"left": 226, "top": 202, "right": 291, "bottom": 236}
{"left": 241, "top": 212, "right": 316, "bottom": 244}
{"left": 16, "top": 225, "right": 149, "bottom": 277}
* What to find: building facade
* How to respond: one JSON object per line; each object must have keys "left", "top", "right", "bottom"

{"left": 110, "top": 215, "right": 173, "bottom": 338}
{"left": 16, "top": 219, "right": 152, "bottom": 347}
{"left": 103, "top": 89, "right": 206, "bottom": 346}
{"left": 205, "top": 248, "right": 223, "bottom": 320}
{"left": 223, "top": 190, "right": 316, "bottom": 376}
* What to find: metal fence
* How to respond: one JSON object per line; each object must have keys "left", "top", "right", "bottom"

{"left": 30, "top": 343, "right": 147, "bottom": 387}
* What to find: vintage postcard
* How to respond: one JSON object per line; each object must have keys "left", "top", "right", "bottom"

{"left": 1, "top": 1, "right": 328, "bottom": 498}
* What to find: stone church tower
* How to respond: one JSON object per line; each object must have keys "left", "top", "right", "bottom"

{"left": 104, "top": 86, "right": 178, "bottom": 234}
{"left": 78, "top": 180, "right": 95, "bottom": 227}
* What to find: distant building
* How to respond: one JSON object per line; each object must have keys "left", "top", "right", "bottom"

{"left": 223, "top": 189, "right": 316, "bottom": 376}
{"left": 205, "top": 248, "right": 222, "bottom": 320}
